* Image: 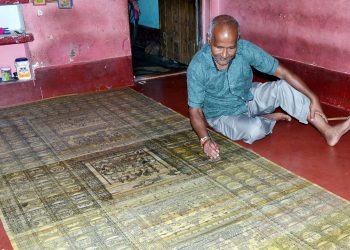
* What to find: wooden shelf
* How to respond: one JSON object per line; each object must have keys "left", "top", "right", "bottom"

{"left": 0, "top": 33, "right": 34, "bottom": 45}
{"left": 0, "top": 0, "right": 29, "bottom": 5}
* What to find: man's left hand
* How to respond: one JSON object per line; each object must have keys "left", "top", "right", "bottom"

{"left": 310, "top": 98, "right": 328, "bottom": 123}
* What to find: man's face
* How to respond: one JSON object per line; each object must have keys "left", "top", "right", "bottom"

{"left": 208, "top": 24, "right": 239, "bottom": 69}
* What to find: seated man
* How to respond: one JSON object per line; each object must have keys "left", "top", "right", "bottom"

{"left": 187, "top": 15, "right": 350, "bottom": 160}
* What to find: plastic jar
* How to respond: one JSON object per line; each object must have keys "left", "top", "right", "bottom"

{"left": 15, "top": 58, "right": 31, "bottom": 80}
{"left": 1, "top": 66, "right": 12, "bottom": 82}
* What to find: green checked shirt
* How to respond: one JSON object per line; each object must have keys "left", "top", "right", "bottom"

{"left": 187, "top": 39, "right": 279, "bottom": 119}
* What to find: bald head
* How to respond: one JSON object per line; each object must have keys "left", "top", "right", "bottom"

{"left": 207, "top": 15, "right": 240, "bottom": 42}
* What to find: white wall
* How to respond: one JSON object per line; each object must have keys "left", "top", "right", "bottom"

{"left": 0, "top": 5, "right": 26, "bottom": 72}
{"left": 0, "top": 5, "right": 24, "bottom": 31}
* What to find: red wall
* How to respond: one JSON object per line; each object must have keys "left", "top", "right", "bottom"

{"left": 206, "top": 0, "right": 350, "bottom": 110}
{"left": 22, "top": 1, "right": 131, "bottom": 67}
{"left": 0, "top": 0, "right": 133, "bottom": 108}
{"left": 210, "top": 0, "right": 350, "bottom": 74}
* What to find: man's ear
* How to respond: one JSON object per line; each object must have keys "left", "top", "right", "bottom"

{"left": 206, "top": 34, "right": 211, "bottom": 44}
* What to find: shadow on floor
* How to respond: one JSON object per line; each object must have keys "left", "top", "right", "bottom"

{"left": 131, "top": 45, "right": 187, "bottom": 77}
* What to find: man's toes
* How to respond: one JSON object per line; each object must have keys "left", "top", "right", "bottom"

{"left": 282, "top": 114, "right": 292, "bottom": 121}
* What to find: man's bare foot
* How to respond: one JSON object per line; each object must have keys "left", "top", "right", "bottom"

{"left": 262, "top": 112, "right": 292, "bottom": 122}
{"left": 324, "top": 118, "right": 350, "bottom": 146}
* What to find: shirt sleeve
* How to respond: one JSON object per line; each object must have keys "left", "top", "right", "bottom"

{"left": 187, "top": 61, "right": 206, "bottom": 108}
{"left": 240, "top": 40, "right": 279, "bottom": 75}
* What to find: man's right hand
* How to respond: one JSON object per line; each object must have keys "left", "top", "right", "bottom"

{"left": 203, "top": 140, "right": 220, "bottom": 160}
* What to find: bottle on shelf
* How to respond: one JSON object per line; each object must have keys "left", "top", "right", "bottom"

{"left": 14, "top": 57, "right": 31, "bottom": 80}
{"left": 0, "top": 66, "right": 12, "bottom": 82}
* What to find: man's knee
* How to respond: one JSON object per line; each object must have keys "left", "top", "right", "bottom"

{"left": 277, "top": 79, "right": 303, "bottom": 97}
{"left": 212, "top": 115, "right": 273, "bottom": 144}
{"left": 242, "top": 120, "right": 269, "bottom": 144}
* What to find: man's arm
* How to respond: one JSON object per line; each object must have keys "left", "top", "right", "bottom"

{"left": 274, "top": 64, "right": 327, "bottom": 121}
{"left": 189, "top": 107, "right": 220, "bottom": 159}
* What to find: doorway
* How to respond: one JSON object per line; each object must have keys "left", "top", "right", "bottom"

{"left": 129, "top": 0, "right": 201, "bottom": 79}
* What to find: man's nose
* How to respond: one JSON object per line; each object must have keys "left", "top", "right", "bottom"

{"left": 221, "top": 48, "right": 228, "bottom": 58}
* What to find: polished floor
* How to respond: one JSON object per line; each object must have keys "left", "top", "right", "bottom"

{"left": 132, "top": 73, "right": 350, "bottom": 201}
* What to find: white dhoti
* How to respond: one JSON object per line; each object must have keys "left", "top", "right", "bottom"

{"left": 206, "top": 80, "right": 310, "bottom": 144}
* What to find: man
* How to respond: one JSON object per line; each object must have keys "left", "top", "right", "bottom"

{"left": 187, "top": 15, "right": 350, "bottom": 160}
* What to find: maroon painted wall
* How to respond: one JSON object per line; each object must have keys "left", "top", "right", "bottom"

{"left": 22, "top": 1, "right": 132, "bottom": 67}
{"left": 206, "top": 0, "right": 350, "bottom": 110}
{"left": 214, "top": 0, "right": 350, "bottom": 74}
{"left": 0, "top": 0, "right": 134, "bottom": 108}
